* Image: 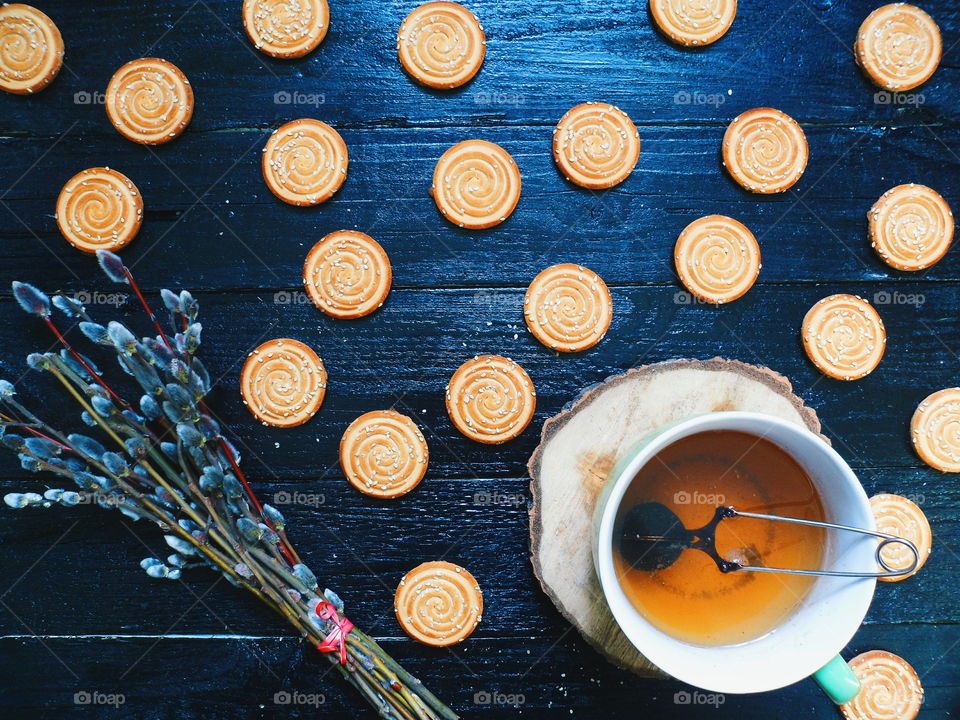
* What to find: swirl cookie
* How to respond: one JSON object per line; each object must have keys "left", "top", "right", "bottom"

{"left": 0, "top": 4, "right": 63, "bottom": 94}
{"left": 262, "top": 119, "right": 348, "bottom": 206}
{"left": 840, "top": 651, "right": 923, "bottom": 720}
{"left": 446, "top": 355, "right": 535, "bottom": 443}
{"left": 911, "top": 388, "right": 960, "bottom": 472}
{"left": 722, "top": 108, "right": 808, "bottom": 194}
{"left": 649, "top": 0, "right": 737, "bottom": 47}
{"left": 524, "top": 264, "right": 612, "bottom": 352}
{"left": 397, "top": 2, "right": 486, "bottom": 89}
{"left": 431, "top": 139, "right": 521, "bottom": 229}
{"left": 870, "top": 493, "right": 931, "bottom": 582}
{"left": 240, "top": 338, "right": 326, "bottom": 427}
{"left": 869, "top": 184, "right": 953, "bottom": 271}
{"left": 242, "top": 0, "right": 329, "bottom": 58}
{"left": 105, "top": 58, "right": 193, "bottom": 145}
{"left": 855, "top": 4, "right": 941, "bottom": 92}
{"left": 801, "top": 294, "right": 886, "bottom": 381}
{"left": 340, "top": 410, "right": 428, "bottom": 498}
{"left": 55, "top": 168, "right": 143, "bottom": 254}
{"left": 303, "top": 230, "right": 392, "bottom": 319}
{"left": 674, "top": 215, "right": 760, "bottom": 304}
{"left": 553, "top": 103, "right": 641, "bottom": 189}
{"left": 395, "top": 561, "right": 482, "bottom": 646}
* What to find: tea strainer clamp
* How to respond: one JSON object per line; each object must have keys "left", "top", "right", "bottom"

{"left": 720, "top": 507, "right": 920, "bottom": 579}
{"left": 619, "top": 503, "right": 921, "bottom": 579}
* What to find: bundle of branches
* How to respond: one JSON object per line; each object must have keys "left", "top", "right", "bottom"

{"left": 0, "top": 250, "right": 455, "bottom": 720}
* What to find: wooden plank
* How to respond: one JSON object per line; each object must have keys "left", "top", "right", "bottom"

{"left": 0, "top": 0, "right": 957, "bottom": 139}
{"left": 1, "top": 124, "right": 959, "bottom": 291}
{"left": 1, "top": 623, "right": 957, "bottom": 718}
{"left": 0, "top": 284, "right": 957, "bottom": 480}
{"left": 0, "top": 467, "right": 956, "bottom": 639}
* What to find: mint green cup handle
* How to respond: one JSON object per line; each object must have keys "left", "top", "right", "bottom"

{"left": 813, "top": 655, "right": 860, "bottom": 704}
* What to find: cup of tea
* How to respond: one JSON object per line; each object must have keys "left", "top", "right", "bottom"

{"left": 593, "top": 411, "right": 875, "bottom": 703}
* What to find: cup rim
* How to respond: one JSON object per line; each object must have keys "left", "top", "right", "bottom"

{"left": 594, "top": 411, "right": 876, "bottom": 693}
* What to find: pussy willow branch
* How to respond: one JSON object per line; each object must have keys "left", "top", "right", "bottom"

{"left": 2, "top": 253, "right": 457, "bottom": 720}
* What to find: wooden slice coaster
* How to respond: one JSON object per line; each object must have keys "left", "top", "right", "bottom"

{"left": 528, "top": 358, "right": 822, "bottom": 675}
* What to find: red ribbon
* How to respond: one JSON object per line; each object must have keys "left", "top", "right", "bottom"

{"left": 315, "top": 601, "right": 354, "bottom": 664}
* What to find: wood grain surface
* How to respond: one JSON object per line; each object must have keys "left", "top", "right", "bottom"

{"left": 0, "top": 1, "right": 958, "bottom": 718}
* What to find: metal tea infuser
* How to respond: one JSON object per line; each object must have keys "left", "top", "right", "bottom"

{"left": 617, "top": 502, "right": 920, "bottom": 579}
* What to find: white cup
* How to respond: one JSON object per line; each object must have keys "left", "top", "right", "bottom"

{"left": 593, "top": 411, "right": 875, "bottom": 701}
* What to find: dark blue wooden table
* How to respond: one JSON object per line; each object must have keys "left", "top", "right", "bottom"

{"left": 1, "top": 1, "right": 958, "bottom": 717}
